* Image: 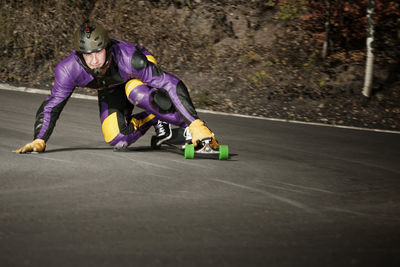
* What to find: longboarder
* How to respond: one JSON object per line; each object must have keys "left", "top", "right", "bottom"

{"left": 13, "top": 22, "right": 219, "bottom": 153}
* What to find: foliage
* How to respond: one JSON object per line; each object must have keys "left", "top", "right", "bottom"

{"left": 277, "top": 0, "right": 307, "bottom": 20}
{"left": 300, "top": 0, "right": 400, "bottom": 56}
{"left": 0, "top": 0, "right": 399, "bottom": 130}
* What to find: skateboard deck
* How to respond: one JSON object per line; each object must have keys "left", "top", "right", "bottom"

{"left": 151, "top": 128, "right": 229, "bottom": 160}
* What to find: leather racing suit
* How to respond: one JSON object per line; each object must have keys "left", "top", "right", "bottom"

{"left": 34, "top": 39, "right": 199, "bottom": 148}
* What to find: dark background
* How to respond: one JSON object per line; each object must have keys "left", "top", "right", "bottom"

{"left": 0, "top": 0, "right": 399, "bottom": 130}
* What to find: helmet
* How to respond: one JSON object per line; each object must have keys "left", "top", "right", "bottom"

{"left": 73, "top": 22, "right": 110, "bottom": 54}
{"left": 73, "top": 22, "right": 113, "bottom": 77}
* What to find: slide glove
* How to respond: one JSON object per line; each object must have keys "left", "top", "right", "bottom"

{"left": 13, "top": 139, "right": 46, "bottom": 154}
{"left": 188, "top": 119, "right": 219, "bottom": 149}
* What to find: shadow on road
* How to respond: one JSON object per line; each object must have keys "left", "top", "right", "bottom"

{"left": 45, "top": 145, "right": 155, "bottom": 154}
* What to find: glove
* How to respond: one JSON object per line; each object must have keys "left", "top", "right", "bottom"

{"left": 13, "top": 139, "right": 46, "bottom": 154}
{"left": 188, "top": 119, "right": 219, "bottom": 149}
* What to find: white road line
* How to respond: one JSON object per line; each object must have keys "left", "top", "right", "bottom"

{"left": 28, "top": 153, "right": 76, "bottom": 164}
{"left": 0, "top": 83, "right": 97, "bottom": 100}
{"left": 1, "top": 82, "right": 399, "bottom": 134}
{"left": 325, "top": 207, "right": 368, "bottom": 216}
{"left": 196, "top": 108, "right": 400, "bottom": 134}
{"left": 211, "top": 178, "right": 317, "bottom": 213}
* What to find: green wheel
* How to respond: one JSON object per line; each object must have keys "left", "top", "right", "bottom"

{"left": 219, "top": 145, "right": 229, "bottom": 160}
{"left": 184, "top": 144, "right": 195, "bottom": 159}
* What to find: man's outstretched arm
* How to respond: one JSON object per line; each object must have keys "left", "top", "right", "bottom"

{"left": 13, "top": 60, "right": 75, "bottom": 153}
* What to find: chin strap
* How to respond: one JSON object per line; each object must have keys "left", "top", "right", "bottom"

{"left": 91, "top": 53, "right": 112, "bottom": 77}
{"left": 77, "top": 46, "right": 113, "bottom": 77}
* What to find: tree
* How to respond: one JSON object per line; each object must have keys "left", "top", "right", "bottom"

{"left": 321, "top": 0, "right": 331, "bottom": 59}
{"left": 362, "top": 0, "right": 376, "bottom": 97}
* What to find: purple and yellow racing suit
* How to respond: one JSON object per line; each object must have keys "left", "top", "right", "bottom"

{"left": 34, "top": 39, "right": 199, "bottom": 148}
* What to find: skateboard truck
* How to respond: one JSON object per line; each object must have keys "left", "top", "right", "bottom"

{"left": 184, "top": 138, "right": 229, "bottom": 160}
{"left": 194, "top": 137, "right": 215, "bottom": 153}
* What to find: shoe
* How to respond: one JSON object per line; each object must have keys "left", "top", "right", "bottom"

{"left": 154, "top": 120, "right": 172, "bottom": 146}
{"left": 183, "top": 127, "right": 192, "bottom": 147}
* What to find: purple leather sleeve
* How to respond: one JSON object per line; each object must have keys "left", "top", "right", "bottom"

{"left": 34, "top": 53, "right": 92, "bottom": 141}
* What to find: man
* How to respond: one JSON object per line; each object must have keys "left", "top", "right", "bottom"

{"left": 13, "top": 22, "right": 218, "bottom": 153}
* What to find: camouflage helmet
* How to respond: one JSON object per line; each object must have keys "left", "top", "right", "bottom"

{"left": 73, "top": 22, "right": 110, "bottom": 54}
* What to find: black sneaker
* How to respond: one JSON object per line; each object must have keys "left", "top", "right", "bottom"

{"left": 183, "top": 127, "right": 192, "bottom": 147}
{"left": 154, "top": 120, "right": 172, "bottom": 146}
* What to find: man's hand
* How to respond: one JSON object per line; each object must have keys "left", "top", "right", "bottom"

{"left": 188, "top": 119, "right": 219, "bottom": 149}
{"left": 13, "top": 139, "right": 46, "bottom": 154}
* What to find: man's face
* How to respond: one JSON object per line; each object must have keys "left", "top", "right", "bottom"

{"left": 82, "top": 49, "right": 106, "bottom": 69}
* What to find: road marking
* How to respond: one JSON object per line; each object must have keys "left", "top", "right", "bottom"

{"left": 89, "top": 151, "right": 177, "bottom": 171}
{"left": 0, "top": 83, "right": 97, "bottom": 100}
{"left": 21, "top": 153, "right": 75, "bottom": 163}
{"left": 271, "top": 181, "right": 338, "bottom": 194}
{"left": 325, "top": 207, "right": 367, "bottom": 216}
{"left": 196, "top": 108, "right": 400, "bottom": 134}
{"left": 1, "top": 82, "right": 399, "bottom": 134}
{"left": 211, "top": 178, "right": 317, "bottom": 213}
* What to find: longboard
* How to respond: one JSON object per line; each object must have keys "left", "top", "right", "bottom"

{"left": 151, "top": 128, "right": 229, "bottom": 160}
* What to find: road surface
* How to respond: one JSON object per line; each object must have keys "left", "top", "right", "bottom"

{"left": 1, "top": 88, "right": 400, "bottom": 266}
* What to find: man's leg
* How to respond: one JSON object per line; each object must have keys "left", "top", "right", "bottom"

{"left": 98, "top": 86, "right": 157, "bottom": 149}
{"left": 125, "top": 79, "right": 218, "bottom": 148}
{"left": 125, "top": 79, "right": 188, "bottom": 128}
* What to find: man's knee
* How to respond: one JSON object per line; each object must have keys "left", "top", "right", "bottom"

{"left": 125, "top": 79, "right": 173, "bottom": 113}
{"left": 101, "top": 112, "right": 122, "bottom": 145}
{"left": 101, "top": 112, "right": 134, "bottom": 146}
{"left": 125, "top": 79, "right": 149, "bottom": 105}
{"left": 152, "top": 88, "right": 173, "bottom": 113}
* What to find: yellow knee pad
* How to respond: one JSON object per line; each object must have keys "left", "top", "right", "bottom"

{"left": 125, "top": 79, "right": 145, "bottom": 99}
{"left": 101, "top": 112, "right": 120, "bottom": 143}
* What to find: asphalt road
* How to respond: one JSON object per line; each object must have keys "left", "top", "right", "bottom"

{"left": 1, "top": 88, "right": 400, "bottom": 267}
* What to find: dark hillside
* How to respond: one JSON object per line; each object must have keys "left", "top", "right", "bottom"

{"left": 1, "top": 0, "right": 399, "bottom": 130}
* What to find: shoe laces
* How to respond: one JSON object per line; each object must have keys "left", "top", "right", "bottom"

{"left": 183, "top": 127, "right": 192, "bottom": 141}
{"left": 155, "top": 120, "right": 166, "bottom": 136}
